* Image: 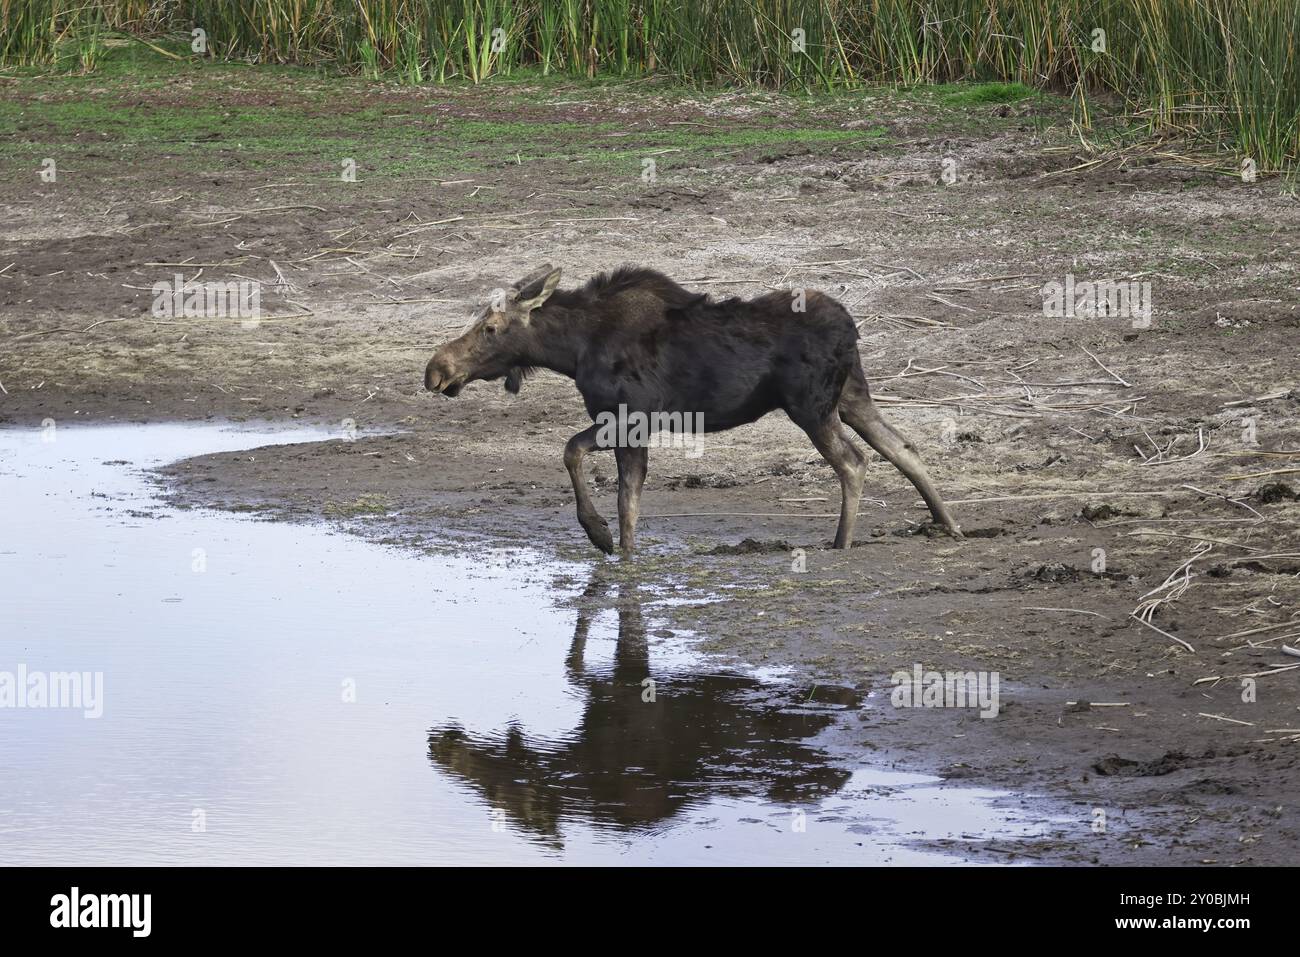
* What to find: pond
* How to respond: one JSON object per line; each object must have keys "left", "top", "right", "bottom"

{"left": 0, "top": 422, "right": 1052, "bottom": 864}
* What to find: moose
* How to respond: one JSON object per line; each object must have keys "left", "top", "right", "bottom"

{"left": 424, "top": 264, "right": 961, "bottom": 555}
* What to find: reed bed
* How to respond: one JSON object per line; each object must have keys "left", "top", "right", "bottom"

{"left": 4, "top": 1, "right": 1297, "bottom": 171}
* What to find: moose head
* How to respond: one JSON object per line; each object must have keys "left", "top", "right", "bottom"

{"left": 424, "top": 264, "right": 563, "bottom": 397}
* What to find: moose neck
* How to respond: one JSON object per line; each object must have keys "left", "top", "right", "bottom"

{"left": 517, "top": 303, "right": 589, "bottom": 379}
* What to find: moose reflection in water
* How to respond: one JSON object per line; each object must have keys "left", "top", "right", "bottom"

{"left": 427, "top": 572, "right": 860, "bottom": 844}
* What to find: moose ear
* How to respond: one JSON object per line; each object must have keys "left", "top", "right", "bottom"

{"left": 512, "top": 263, "right": 553, "bottom": 292}
{"left": 514, "top": 265, "right": 562, "bottom": 309}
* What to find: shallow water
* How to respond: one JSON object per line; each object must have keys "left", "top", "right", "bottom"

{"left": 0, "top": 422, "right": 1051, "bottom": 865}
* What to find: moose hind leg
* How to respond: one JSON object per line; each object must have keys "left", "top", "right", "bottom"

{"left": 801, "top": 417, "right": 867, "bottom": 549}
{"left": 615, "top": 445, "right": 648, "bottom": 557}
{"left": 839, "top": 388, "right": 962, "bottom": 536}
{"left": 564, "top": 425, "right": 614, "bottom": 554}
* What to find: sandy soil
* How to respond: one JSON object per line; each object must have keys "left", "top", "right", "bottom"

{"left": 3, "top": 63, "right": 1299, "bottom": 864}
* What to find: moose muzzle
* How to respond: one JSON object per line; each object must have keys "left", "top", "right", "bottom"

{"left": 424, "top": 357, "right": 464, "bottom": 396}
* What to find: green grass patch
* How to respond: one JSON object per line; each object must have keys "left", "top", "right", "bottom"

{"left": 0, "top": 50, "right": 893, "bottom": 182}
{"left": 934, "top": 81, "right": 1038, "bottom": 107}
{"left": 324, "top": 494, "right": 392, "bottom": 517}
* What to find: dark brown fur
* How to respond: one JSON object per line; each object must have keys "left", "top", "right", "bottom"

{"left": 425, "top": 265, "right": 961, "bottom": 554}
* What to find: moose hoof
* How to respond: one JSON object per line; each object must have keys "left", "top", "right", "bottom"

{"left": 582, "top": 516, "right": 615, "bottom": 555}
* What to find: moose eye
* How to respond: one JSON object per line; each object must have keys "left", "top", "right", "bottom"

{"left": 484, "top": 323, "right": 500, "bottom": 335}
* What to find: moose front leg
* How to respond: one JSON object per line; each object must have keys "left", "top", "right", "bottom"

{"left": 615, "top": 445, "right": 648, "bottom": 556}
{"left": 803, "top": 418, "right": 867, "bottom": 549}
{"left": 564, "top": 425, "right": 614, "bottom": 555}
